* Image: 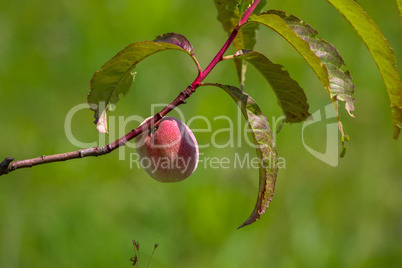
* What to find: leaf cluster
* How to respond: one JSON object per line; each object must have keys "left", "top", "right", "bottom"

{"left": 84, "top": 0, "right": 402, "bottom": 227}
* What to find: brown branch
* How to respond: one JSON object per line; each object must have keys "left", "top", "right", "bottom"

{"left": 0, "top": 85, "right": 195, "bottom": 176}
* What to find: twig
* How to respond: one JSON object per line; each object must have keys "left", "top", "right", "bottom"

{"left": 0, "top": 0, "right": 261, "bottom": 177}
{"left": 146, "top": 243, "right": 159, "bottom": 268}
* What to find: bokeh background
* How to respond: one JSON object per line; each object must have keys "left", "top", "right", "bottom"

{"left": 0, "top": 0, "right": 401, "bottom": 267}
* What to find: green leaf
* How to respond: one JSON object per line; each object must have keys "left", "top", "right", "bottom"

{"left": 265, "top": 10, "right": 355, "bottom": 117}
{"left": 202, "top": 83, "right": 278, "bottom": 228}
{"left": 214, "top": 0, "right": 265, "bottom": 35}
{"left": 248, "top": 11, "right": 352, "bottom": 153}
{"left": 88, "top": 33, "right": 197, "bottom": 133}
{"left": 154, "top": 32, "right": 194, "bottom": 55}
{"left": 214, "top": 0, "right": 266, "bottom": 88}
{"left": 327, "top": 0, "right": 402, "bottom": 139}
{"left": 248, "top": 13, "right": 330, "bottom": 95}
{"left": 233, "top": 12, "right": 266, "bottom": 51}
{"left": 232, "top": 50, "right": 310, "bottom": 123}
{"left": 397, "top": 0, "right": 402, "bottom": 26}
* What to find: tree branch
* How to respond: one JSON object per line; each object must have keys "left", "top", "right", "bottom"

{"left": 0, "top": 1, "right": 261, "bottom": 177}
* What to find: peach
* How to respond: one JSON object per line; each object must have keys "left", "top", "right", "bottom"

{"left": 134, "top": 116, "right": 199, "bottom": 182}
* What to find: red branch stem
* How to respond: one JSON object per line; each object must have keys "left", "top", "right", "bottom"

{"left": 0, "top": 0, "right": 260, "bottom": 176}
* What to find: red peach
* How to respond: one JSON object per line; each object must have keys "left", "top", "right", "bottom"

{"left": 134, "top": 117, "right": 199, "bottom": 182}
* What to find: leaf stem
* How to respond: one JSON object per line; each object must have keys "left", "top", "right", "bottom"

{"left": 241, "top": 0, "right": 261, "bottom": 24}
{"left": 192, "top": 0, "right": 260, "bottom": 87}
{"left": 0, "top": 0, "right": 261, "bottom": 177}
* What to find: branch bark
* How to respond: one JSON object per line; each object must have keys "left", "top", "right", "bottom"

{"left": 0, "top": 0, "right": 261, "bottom": 177}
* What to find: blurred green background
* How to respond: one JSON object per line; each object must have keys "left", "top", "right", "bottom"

{"left": 0, "top": 0, "right": 401, "bottom": 267}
